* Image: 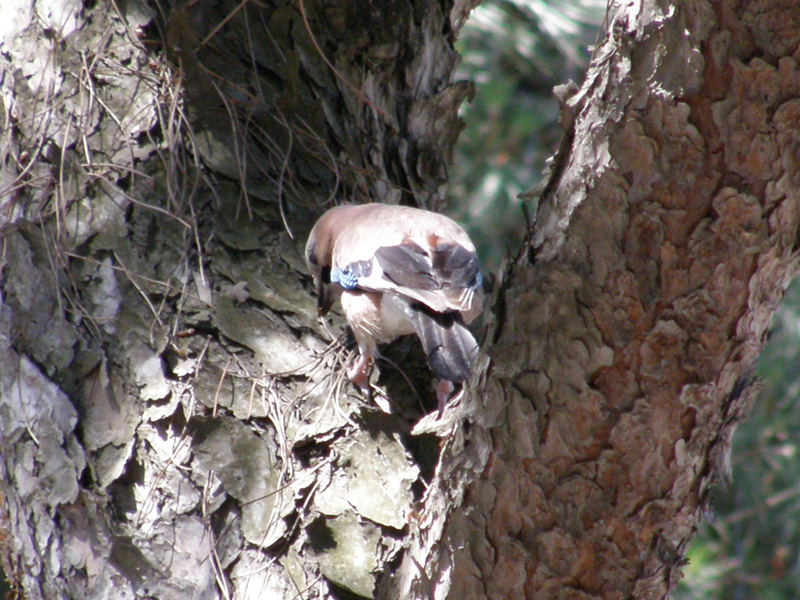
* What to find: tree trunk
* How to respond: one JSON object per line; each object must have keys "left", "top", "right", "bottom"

{"left": 1, "top": 1, "right": 798, "bottom": 600}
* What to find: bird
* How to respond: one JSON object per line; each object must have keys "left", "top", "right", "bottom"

{"left": 305, "top": 203, "right": 483, "bottom": 414}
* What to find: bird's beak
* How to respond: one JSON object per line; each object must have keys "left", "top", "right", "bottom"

{"left": 316, "top": 267, "right": 335, "bottom": 315}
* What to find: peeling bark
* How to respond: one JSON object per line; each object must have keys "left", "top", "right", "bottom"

{"left": 400, "top": 1, "right": 800, "bottom": 599}
{"left": 0, "top": 0, "right": 798, "bottom": 599}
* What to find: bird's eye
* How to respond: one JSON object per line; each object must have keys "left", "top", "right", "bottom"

{"left": 307, "top": 247, "right": 318, "bottom": 267}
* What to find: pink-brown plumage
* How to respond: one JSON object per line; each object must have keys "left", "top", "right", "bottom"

{"left": 305, "top": 203, "right": 483, "bottom": 412}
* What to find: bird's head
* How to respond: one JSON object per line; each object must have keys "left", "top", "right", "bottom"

{"left": 305, "top": 204, "right": 355, "bottom": 315}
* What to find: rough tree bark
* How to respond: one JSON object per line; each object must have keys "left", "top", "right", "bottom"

{"left": 0, "top": 1, "right": 798, "bottom": 600}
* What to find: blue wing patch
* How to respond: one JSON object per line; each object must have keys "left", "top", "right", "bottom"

{"left": 331, "top": 259, "right": 372, "bottom": 290}
{"left": 331, "top": 266, "right": 359, "bottom": 290}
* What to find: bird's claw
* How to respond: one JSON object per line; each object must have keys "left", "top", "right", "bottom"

{"left": 346, "top": 354, "right": 372, "bottom": 394}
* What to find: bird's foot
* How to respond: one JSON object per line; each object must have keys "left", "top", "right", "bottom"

{"left": 434, "top": 379, "right": 462, "bottom": 418}
{"left": 346, "top": 354, "right": 372, "bottom": 395}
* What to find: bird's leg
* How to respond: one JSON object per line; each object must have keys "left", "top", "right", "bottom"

{"left": 343, "top": 308, "right": 379, "bottom": 396}
{"left": 434, "top": 379, "right": 462, "bottom": 418}
{"left": 346, "top": 351, "right": 372, "bottom": 394}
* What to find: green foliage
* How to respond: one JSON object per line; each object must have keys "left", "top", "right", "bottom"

{"left": 678, "top": 279, "right": 800, "bottom": 600}
{"left": 453, "top": 0, "right": 606, "bottom": 269}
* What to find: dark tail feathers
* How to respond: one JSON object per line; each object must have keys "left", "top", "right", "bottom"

{"left": 409, "top": 305, "right": 478, "bottom": 382}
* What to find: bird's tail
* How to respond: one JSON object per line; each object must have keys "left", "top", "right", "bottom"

{"left": 409, "top": 305, "right": 479, "bottom": 383}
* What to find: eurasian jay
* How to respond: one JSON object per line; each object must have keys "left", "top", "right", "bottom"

{"left": 305, "top": 203, "right": 483, "bottom": 413}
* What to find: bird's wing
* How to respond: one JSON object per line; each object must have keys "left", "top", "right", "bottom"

{"left": 373, "top": 240, "right": 481, "bottom": 313}
{"left": 332, "top": 238, "right": 480, "bottom": 314}
{"left": 326, "top": 204, "right": 483, "bottom": 316}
